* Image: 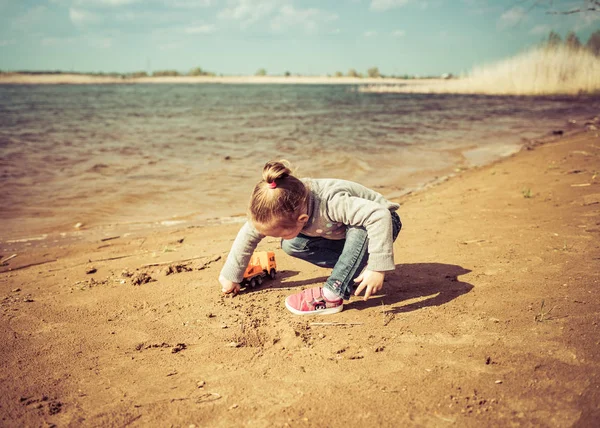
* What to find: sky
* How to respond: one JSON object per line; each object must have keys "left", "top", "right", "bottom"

{"left": 0, "top": 0, "right": 599, "bottom": 76}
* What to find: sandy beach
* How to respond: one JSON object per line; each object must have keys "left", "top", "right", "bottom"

{"left": 1, "top": 126, "right": 600, "bottom": 426}
{"left": 0, "top": 73, "right": 441, "bottom": 86}
{"left": 0, "top": 73, "right": 426, "bottom": 85}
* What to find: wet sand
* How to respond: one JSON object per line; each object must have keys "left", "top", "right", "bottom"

{"left": 1, "top": 128, "right": 600, "bottom": 426}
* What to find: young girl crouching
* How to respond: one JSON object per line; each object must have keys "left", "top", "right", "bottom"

{"left": 218, "top": 160, "right": 402, "bottom": 315}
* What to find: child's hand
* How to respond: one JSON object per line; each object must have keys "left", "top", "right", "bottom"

{"left": 354, "top": 270, "right": 385, "bottom": 301}
{"left": 219, "top": 275, "right": 240, "bottom": 296}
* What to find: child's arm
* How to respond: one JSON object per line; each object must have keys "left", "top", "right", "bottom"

{"left": 219, "top": 221, "right": 264, "bottom": 294}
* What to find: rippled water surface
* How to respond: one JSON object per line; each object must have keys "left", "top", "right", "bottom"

{"left": 1, "top": 83, "right": 598, "bottom": 241}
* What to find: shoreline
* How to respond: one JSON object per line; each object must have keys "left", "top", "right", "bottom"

{"left": 0, "top": 128, "right": 580, "bottom": 253}
{"left": 0, "top": 144, "right": 527, "bottom": 249}
{"left": 0, "top": 72, "right": 444, "bottom": 85}
{"left": 0, "top": 121, "right": 581, "bottom": 252}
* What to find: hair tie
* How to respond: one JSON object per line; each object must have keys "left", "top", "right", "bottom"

{"left": 268, "top": 181, "right": 277, "bottom": 189}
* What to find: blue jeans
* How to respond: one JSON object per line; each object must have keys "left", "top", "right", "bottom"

{"left": 281, "top": 211, "right": 402, "bottom": 300}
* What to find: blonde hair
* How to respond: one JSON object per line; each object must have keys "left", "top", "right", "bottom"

{"left": 249, "top": 160, "right": 309, "bottom": 226}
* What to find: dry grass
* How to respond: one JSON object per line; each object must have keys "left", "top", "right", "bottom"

{"left": 361, "top": 46, "right": 600, "bottom": 96}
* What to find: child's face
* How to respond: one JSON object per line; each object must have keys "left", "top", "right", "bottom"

{"left": 254, "top": 214, "right": 309, "bottom": 240}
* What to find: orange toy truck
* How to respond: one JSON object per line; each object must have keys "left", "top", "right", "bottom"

{"left": 242, "top": 251, "right": 277, "bottom": 288}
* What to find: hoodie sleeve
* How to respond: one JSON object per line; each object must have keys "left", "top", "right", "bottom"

{"left": 219, "top": 221, "right": 265, "bottom": 283}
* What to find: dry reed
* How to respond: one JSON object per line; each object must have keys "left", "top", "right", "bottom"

{"left": 361, "top": 45, "right": 600, "bottom": 96}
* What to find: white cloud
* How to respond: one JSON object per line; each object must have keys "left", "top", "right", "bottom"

{"left": 41, "top": 35, "right": 113, "bottom": 48}
{"left": 370, "top": 0, "right": 410, "bottom": 12}
{"left": 184, "top": 24, "right": 216, "bottom": 34}
{"left": 14, "top": 5, "right": 48, "bottom": 28}
{"left": 55, "top": 0, "right": 211, "bottom": 6}
{"left": 113, "top": 8, "right": 202, "bottom": 24}
{"left": 69, "top": 7, "right": 102, "bottom": 25}
{"left": 462, "top": 0, "right": 489, "bottom": 12}
{"left": 219, "top": 0, "right": 288, "bottom": 27}
{"left": 158, "top": 41, "right": 181, "bottom": 50}
{"left": 218, "top": 0, "right": 337, "bottom": 33}
{"left": 103, "top": 7, "right": 215, "bottom": 36}
{"left": 391, "top": 29, "right": 405, "bottom": 37}
{"left": 163, "top": 0, "right": 212, "bottom": 7}
{"left": 41, "top": 37, "right": 77, "bottom": 46}
{"left": 74, "top": 0, "right": 140, "bottom": 6}
{"left": 270, "top": 5, "right": 338, "bottom": 34}
{"left": 529, "top": 24, "right": 551, "bottom": 35}
{"left": 462, "top": 0, "right": 503, "bottom": 16}
{"left": 49, "top": 0, "right": 139, "bottom": 5}
{"left": 573, "top": 11, "right": 600, "bottom": 31}
{"left": 88, "top": 36, "right": 113, "bottom": 48}
{"left": 497, "top": 6, "right": 526, "bottom": 30}
{"left": 364, "top": 30, "right": 377, "bottom": 37}
{"left": 114, "top": 11, "right": 136, "bottom": 21}
{"left": 103, "top": 0, "right": 139, "bottom": 4}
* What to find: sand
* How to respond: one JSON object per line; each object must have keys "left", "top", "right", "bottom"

{"left": 1, "top": 129, "right": 600, "bottom": 427}
{"left": 0, "top": 72, "right": 442, "bottom": 86}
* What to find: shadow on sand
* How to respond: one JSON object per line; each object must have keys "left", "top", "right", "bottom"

{"left": 349, "top": 262, "right": 473, "bottom": 313}
{"left": 245, "top": 262, "right": 473, "bottom": 313}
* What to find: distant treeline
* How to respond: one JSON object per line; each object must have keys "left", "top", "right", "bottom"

{"left": 0, "top": 70, "right": 132, "bottom": 77}
{"left": 0, "top": 67, "right": 217, "bottom": 78}
{"left": 0, "top": 70, "right": 127, "bottom": 76}
{"left": 0, "top": 67, "right": 431, "bottom": 80}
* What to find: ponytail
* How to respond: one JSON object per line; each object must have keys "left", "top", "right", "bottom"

{"left": 249, "top": 160, "right": 308, "bottom": 226}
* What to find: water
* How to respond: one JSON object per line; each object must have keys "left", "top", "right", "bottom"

{"left": 1, "top": 83, "right": 598, "bottom": 243}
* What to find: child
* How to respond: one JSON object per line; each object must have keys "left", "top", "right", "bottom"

{"left": 218, "top": 160, "right": 402, "bottom": 315}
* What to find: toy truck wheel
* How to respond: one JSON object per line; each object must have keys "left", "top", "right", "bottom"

{"left": 269, "top": 269, "right": 276, "bottom": 280}
{"left": 256, "top": 276, "right": 263, "bottom": 286}
{"left": 249, "top": 278, "right": 257, "bottom": 288}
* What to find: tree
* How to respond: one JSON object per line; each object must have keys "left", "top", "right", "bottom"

{"left": 334, "top": 71, "right": 343, "bottom": 77}
{"left": 284, "top": 71, "right": 291, "bottom": 77}
{"left": 347, "top": 68, "right": 359, "bottom": 77}
{"left": 189, "top": 67, "right": 204, "bottom": 76}
{"left": 189, "top": 67, "right": 215, "bottom": 77}
{"left": 367, "top": 67, "right": 380, "bottom": 78}
{"left": 565, "top": 31, "right": 582, "bottom": 50}
{"left": 586, "top": 30, "right": 600, "bottom": 55}
{"left": 152, "top": 70, "right": 179, "bottom": 77}
{"left": 546, "top": 30, "right": 562, "bottom": 47}
{"left": 255, "top": 68, "right": 267, "bottom": 76}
